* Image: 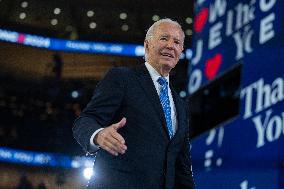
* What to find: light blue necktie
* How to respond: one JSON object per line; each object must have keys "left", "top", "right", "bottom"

{"left": 157, "top": 77, "right": 174, "bottom": 139}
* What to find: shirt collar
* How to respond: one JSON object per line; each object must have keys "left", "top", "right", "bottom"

{"left": 145, "top": 62, "right": 170, "bottom": 84}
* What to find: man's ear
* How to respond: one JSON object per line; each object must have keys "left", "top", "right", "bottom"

{"left": 144, "top": 40, "right": 149, "bottom": 51}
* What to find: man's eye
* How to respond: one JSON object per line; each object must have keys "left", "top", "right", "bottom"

{"left": 175, "top": 41, "right": 180, "bottom": 44}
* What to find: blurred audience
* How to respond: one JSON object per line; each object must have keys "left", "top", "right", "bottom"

{"left": 17, "top": 175, "right": 33, "bottom": 189}
{"left": 37, "top": 182, "right": 47, "bottom": 189}
{"left": 0, "top": 74, "right": 97, "bottom": 155}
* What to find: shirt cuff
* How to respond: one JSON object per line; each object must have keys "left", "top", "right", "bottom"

{"left": 89, "top": 128, "right": 104, "bottom": 149}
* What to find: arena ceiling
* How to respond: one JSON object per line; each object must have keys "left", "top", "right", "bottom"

{"left": 0, "top": 0, "right": 194, "bottom": 44}
{"left": 0, "top": 0, "right": 193, "bottom": 81}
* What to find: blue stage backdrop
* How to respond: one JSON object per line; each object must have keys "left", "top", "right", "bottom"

{"left": 189, "top": 0, "right": 284, "bottom": 188}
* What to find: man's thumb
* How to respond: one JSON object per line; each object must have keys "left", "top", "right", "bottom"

{"left": 114, "top": 117, "right": 126, "bottom": 130}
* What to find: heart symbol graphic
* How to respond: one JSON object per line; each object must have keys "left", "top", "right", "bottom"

{"left": 17, "top": 34, "right": 26, "bottom": 43}
{"left": 194, "top": 8, "right": 209, "bottom": 33}
{"left": 205, "top": 53, "right": 222, "bottom": 80}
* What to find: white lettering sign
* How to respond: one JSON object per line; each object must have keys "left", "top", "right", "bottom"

{"left": 241, "top": 77, "right": 284, "bottom": 119}
{"left": 253, "top": 109, "right": 284, "bottom": 148}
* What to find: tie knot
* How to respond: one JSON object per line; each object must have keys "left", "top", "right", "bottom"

{"left": 157, "top": 77, "right": 167, "bottom": 86}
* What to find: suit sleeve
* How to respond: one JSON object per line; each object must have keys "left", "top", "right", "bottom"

{"left": 174, "top": 136, "right": 196, "bottom": 189}
{"left": 174, "top": 102, "right": 196, "bottom": 189}
{"left": 72, "top": 68, "right": 127, "bottom": 153}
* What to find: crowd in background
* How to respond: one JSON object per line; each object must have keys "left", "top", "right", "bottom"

{"left": 0, "top": 74, "right": 97, "bottom": 155}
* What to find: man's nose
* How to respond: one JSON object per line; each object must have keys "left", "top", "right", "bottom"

{"left": 166, "top": 40, "right": 175, "bottom": 49}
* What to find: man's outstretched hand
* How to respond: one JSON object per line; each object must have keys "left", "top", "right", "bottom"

{"left": 94, "top": 117, "right": 127, "bottom": 156}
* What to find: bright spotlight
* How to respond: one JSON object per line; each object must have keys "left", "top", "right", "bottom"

{"left": 71, "top": 91, "right": 79, "bottom": 98}
{"left": 179, "top": 91, "right": 187, "bottom": 98}
{"left": 83, "top": 167, "right": 93, "bottom": 180}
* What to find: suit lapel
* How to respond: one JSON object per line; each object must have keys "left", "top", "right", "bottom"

{"left": 134, "top": 65, "right": 169, "bottom": 141}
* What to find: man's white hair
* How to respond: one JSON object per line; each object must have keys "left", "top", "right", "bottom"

{"left": 144, "top": 18, "right": 185, "bottom": 61}
{"left": 145, "top": 18, "right": 185, "bottom": 42}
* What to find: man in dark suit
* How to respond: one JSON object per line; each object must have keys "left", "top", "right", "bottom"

{"left": 73, "top": 18, "right": 196, "bottom": 189}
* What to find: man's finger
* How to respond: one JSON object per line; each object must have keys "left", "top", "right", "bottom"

{"left": 105, "top": 134, "right": 126, "bottom": 153}
{"left": 111, "top": 132, "right": 127, "bottom": 149}
{"left": 113, "top": 117, "right": 127, "bottom": 130}
{"left": 102, "top": 140, "right": 124, "bottom": 155}
{"left": 103, "top": 145, "right": 118, "bottom": 156}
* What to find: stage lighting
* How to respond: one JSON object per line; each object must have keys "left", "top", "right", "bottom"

{"left": 71, "top": 91, "right": 79, "bottom": 98}
{"left": 152, "top": 15, "right": 160, "bottom": 21}
{"left": 185, "top": 17, "right": 192, "bottom": 24}
{"left": 120, "top": 13, "right": 127, "bottom": 20}
{"left": 54, "top": 8, "right": 61, "bottom": 15}
{"left": 19, "top": 12, "right": 26, "bottom": 20}
{"left": 186, "top": 29, "right": 192, "bottom": 36}
{"left": 89, "top": 22, "right": 97, "bottom": 29}
{"left": 121, "top": 24, "right": 129, "bottom": 31}
{"left": 21, "top": 1, "right": 28, "bottom": 8}
{"left": 83, "top": 167, "right": 93, "bottom": 180}
{"left": 51, "top": 19, "right": 58, "bottom": 26}
{"left": 186, "top": 49, "right": 193, "bottom": 59}
{"left": 87, "top": 10, "right": 94, "bottom": 17}
{"left": 179, "top": 91, "right": 187, "bottom": 98}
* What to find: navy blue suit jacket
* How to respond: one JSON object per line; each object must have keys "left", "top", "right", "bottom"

{"left": 73, "top": 64, "right": 195, "bottom": 189}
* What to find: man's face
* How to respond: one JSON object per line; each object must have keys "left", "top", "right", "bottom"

{"left": 145, "top": 22, "right": 184, "bottom": 74}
